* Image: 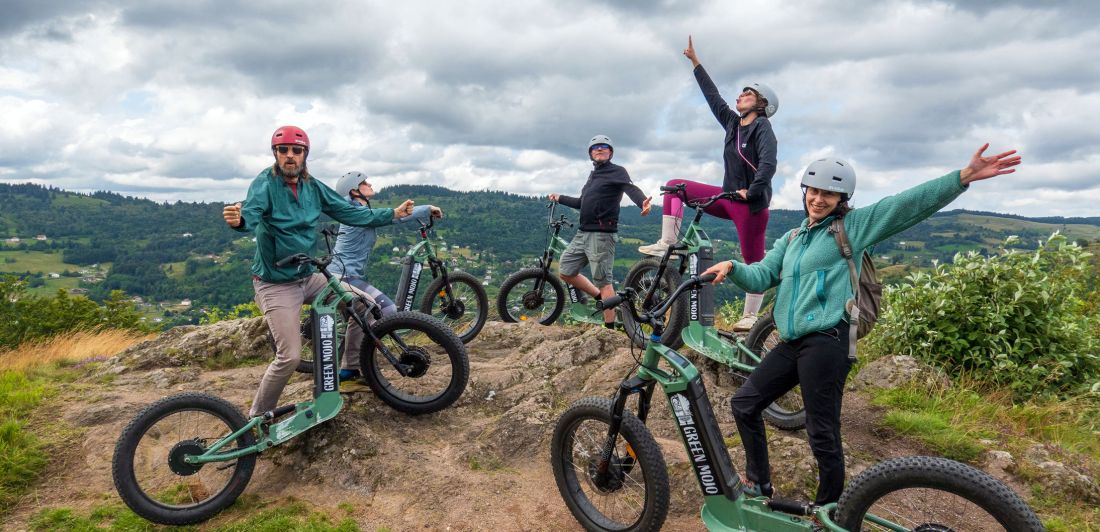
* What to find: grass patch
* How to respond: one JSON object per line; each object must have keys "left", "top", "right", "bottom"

{"left": 0, "top": 250, "right": 74, "bottom": 273}
{"left": 870, "top": 379, "right": 1100, "bottom": 528}
{"left": 28, "top": 498, "right": 361, "bottom": 531}
{"left": 0, "top": 330, "right": 148, "bottom": 515}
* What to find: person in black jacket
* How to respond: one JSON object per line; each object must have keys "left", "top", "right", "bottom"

{"left": 639, "top": 35, "right": 779, "bottom": 331}
{"left": 550, "top": 135, "right": 652, "bottom": 327}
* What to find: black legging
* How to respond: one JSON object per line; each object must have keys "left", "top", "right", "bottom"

{"left": 731, "top": 321, "right": 853, "bottom": 505}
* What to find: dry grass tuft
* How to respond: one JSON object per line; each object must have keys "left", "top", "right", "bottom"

{"left": 0, "top": 329, "right": 152, "bottom": 372}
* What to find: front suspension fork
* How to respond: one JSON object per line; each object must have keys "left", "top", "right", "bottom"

{"left": 595, "top": 377, "right": 655, "bottom": 482}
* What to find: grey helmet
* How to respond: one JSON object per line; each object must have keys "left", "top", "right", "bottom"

{"left": 587, "top": 134, "right": 614, "bottom": 159}
{"left": 801, "top": 158, "right": 856, "bottom": 199}
{"left": 743, "top": 82, "right": 779, "bottom": 118}
{"left": 335, "top": 171, "right": 368, "bottom": 198}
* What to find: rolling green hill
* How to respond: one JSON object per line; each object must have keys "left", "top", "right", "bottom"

{"left": 1, "top": 182, "right": 1098, "bottom": 326}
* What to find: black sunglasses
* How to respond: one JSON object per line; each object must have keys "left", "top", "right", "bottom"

{"left": 275, "top": 146, "right": 306, "bottom": 155}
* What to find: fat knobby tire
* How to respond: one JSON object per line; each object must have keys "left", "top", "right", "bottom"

{"left": 496, "top": 267, "right": 566, "bottom": 325}
{"left": 112, "top": 392, "right": 256, "bottom": 525}
{"left": 835, "top": 455, "right": 1045, "bottom": 531}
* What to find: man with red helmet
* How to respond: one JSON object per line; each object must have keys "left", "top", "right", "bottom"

{"left": 223, "top": 126, "right": 416, "bottom": 417}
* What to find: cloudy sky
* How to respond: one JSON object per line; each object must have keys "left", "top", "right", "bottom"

{"left": 2, "top": 0, "right": 1098, "bottom": 216}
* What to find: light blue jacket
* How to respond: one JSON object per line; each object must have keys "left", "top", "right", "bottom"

{"left": 729, "top": 171, "right": 968, "bottom": 341}
{"left": 328, "top": 203, "right": 435, "bottom": 281}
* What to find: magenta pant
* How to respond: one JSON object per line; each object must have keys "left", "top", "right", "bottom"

{"left": 663, "top": 179, "right": 769, "bottom": 264}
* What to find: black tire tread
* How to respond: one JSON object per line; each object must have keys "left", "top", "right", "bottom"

{"left": 361, "top": 311, "right": 469, "bottom": 415}
{"left": 495, "top": 267, "right": 566, "bottom": 325}
{"left": 622, "top": 258, "right": 687, "bottom": 350}
{"left": 835, "top": 455, "right": 1045, "bottom": 532}
{"left": 550, "top": 396, "right": 670, "bottom": 532}
{"left": 420, "top": 271, "right": 489, "bottom": 343}
{"left": 111, "top": 392, "right": 256, "bottom": 525}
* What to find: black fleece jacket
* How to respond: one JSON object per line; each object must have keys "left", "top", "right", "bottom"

{"left": 694, "top": 65, "right": 778, "bottom": 214}
{"left": 559, "top": 161, "right": 647, "bottom": 233}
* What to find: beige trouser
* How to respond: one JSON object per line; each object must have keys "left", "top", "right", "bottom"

{"left": 249, "top": 274, "right": 374, "bottom": 416}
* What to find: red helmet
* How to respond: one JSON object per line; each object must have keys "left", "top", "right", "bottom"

{"left": 270, "top": 126, "right": 310, "bottom": 148}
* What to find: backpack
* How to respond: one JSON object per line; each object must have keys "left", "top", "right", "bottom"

{"left": 789, "top": 216, "right": 883, "bottom": 359}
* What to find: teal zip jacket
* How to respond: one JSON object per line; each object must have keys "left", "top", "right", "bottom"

{"left": 233, "top": 167, "right": 395, "bottom": 283}
{"left": 729, "top": 171, "right": 968, "bottom": 341}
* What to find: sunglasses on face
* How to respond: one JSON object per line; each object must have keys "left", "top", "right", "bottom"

{"left": 590, "top": 144, "right": 611, "bottom": 152}
{"left": 275, "top": 145, "right": 306, "bottom": 155}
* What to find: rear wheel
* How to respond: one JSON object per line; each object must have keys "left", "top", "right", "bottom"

{"left": 835, "top": 456, "right": 1044, "bottom": 532}
{"left": 361, "top": 311, "right": 469, "bottom": 415}
{"left": 742, "top": 312, "right": 806, "bottom": 430}
{"left": 621, "top": 258, "right": 687, "bottom": 349}
{"left": 112, "top": 393, "right": 256, "bottom": 525}
{"left": 420, "top": 271, "right": 488, "bottom": 344}
{"left": 496, "top": 267, "right": 565, "bottom": 325}
{"left": 551, "top": 397, "right": 669, "bottom": 532}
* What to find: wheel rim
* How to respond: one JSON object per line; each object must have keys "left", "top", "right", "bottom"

{"left": 129, "top": 409, "right": 244, "bottom": 510}
{"left": 560, "top": 416, "right": 648, "bottom": 530}
{"left": 632, "top": 266, "right": 676, "bottom": 340}
{"left": 429, "top": 282, "right": 480, "bottom": 338}
{"left": 505, "top": 278, "right": 560, "bottom": 323}
{"left": 369, "top": 326, "right": 456, "bottom": 405}
{"left": 853, "top": 488, "right": 1006, "bottom": 531}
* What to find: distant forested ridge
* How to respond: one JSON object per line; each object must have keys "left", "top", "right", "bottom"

{"left": 2, "top": 182, "right": 1098, "bottom": 325}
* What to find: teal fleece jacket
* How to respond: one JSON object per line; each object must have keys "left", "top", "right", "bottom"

{"left": 233, "top": 167, "right": 395, "bottom": 283}
{"left": 729, "top": 171, "right": 968, "bottom": 341}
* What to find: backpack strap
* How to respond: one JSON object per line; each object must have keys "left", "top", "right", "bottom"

{"left": 829, "top": 217, "right": 860, "bottom": 361}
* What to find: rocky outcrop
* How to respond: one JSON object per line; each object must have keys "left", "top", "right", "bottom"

{"left": 850, "top": 354, "right": 951, "bottom": 391}
{"left": 99, "top": 317, "right": 273, "bottom": 373}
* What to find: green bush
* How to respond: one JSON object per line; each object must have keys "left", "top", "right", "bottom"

{"left": 0, "top": 276, "right": 150, "bottom": 349}
{"left": 200, "top": 302, "right": 261, "bottom": 325}
{"left": 866, "top": 233, "right": 1100, "bottom": 399}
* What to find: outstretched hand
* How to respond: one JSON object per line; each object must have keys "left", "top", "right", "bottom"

{"left": 960, "top": 143, "right": 1021, "bottom": 185}
{"left": 640, "top": 196, "right": 653, "bottom": 216}
{"left": 393, "top": 199, "right": 415, "bottom": 219}
{"left": 684, "top": 35, "right": 700, "bottom": 67}
{"left": 223, "top": 202, "right": 242, "bottom": 227}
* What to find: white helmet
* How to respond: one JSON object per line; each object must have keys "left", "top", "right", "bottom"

{"left": 335, "top": 171, "right": 368, "bottom": 198}
{"left": 743, "top": 82, "right": 779, "bottom": 118}
{"left": 801, "top": 158, "right": 856, "bottom": 199}
{"left": 587, "top": 135, "right": 614, "bottom": 158}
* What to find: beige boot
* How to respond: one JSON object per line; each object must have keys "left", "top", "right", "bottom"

{"left": 733, "top": 293, "right": 764, "bottom": 331}
{"left": 638, "top": 215, "right": 682, "bottom": 257}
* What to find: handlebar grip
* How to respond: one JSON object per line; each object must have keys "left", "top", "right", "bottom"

{"left": 595, "top": 294, "right": 623, "bottom": 311}
{"left": 697, "top": 272, "right": 717, "bottom": 284}
{"left": 275, "top": 255, "right": 298, "bottom": 267}
{"left": 659, "top": 184, "right": 686, "bottom": 193}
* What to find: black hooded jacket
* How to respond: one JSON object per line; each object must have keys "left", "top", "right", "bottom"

{"left": 559, "top": 161, "right": 647, "bottom": 233}
{"left": 694, "top": 65, "right": 778, "bottom": 214}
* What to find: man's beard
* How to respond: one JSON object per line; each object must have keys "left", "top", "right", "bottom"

{"left": 275, "top": 160, "right": 307, "bottom": 178}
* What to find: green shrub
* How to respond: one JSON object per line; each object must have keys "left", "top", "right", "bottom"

{"left": 200, "top": 302, "right": 261, "bottom": 325}
{"left": 866, "top": 233, "right": 1100, "bottom": 399}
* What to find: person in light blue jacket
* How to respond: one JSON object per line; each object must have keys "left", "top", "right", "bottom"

{"left": 704, "top": 144, "right": 1021, "bottom": 504}
{"left": 328, "top": 171, "right": 442, "bottom": 382}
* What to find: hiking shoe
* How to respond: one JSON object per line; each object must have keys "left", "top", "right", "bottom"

{"left": 339, "top": 368, "right": 360, "bottom": 380}
{"left": 740, "top": 480, "right": 774, "bottom": 498}
{"left": 732, "top": 314, "right": 758, "bottom": 332}
{"left": 339, "top": 378, "right": 371, "bottom": 393}
{"left": 638, "top": 241, "right": 669, "bottom": 257}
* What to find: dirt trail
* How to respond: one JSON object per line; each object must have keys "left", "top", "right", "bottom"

{"left": 3, "top": 321, "right": 962, "bottom": 531}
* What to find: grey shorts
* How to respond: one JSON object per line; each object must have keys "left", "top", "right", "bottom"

{"left": 559, "top": 231, "right": 617, "bottom": 287}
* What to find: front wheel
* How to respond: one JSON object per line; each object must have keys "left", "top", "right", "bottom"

{"left": 835, "top": 456, "right": 1044, "bottom": 531}
{"left": 361, "top": 311, "right": 469, "bottom": 415}
{"left": 621, "top": 258, "right": 687, "bottom": 350}
{"left": 496, "top": 267, "right": 566, "bottom": 325}
{"left": 420, "top": 271, "right": 488, "bottom": 344}
{"left": 551, "top": 397, "right": 669, "bottom": 532}
{"left": 112, "top": 393, "right": 257, "bottom": 525}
